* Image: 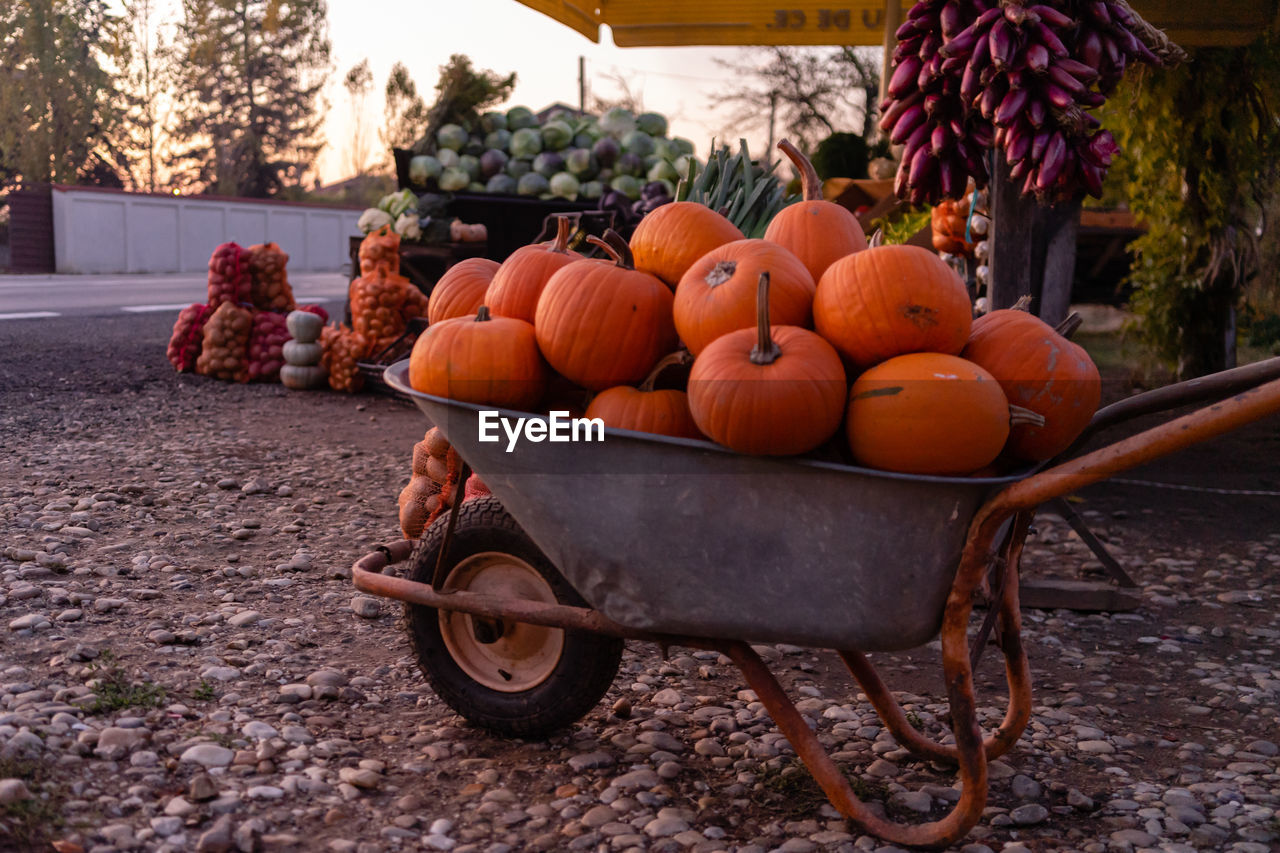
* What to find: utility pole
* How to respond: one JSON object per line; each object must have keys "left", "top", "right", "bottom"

{"left": 579, "top": 56, "right": 586, "bottom": 115}
{"left": 767, "top": 91, "right": 778, "bottom": 156}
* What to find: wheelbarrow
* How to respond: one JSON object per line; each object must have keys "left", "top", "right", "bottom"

{"left": 353, "top": 356, "right": 1280, "bottom": 849}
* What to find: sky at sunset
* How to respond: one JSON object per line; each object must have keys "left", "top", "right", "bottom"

{"left": 315, "top": 0, "right": 841, "bottom": 183}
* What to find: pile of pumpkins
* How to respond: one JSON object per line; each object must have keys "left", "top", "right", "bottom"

{"left": 408, "top": 140, "right": 1100, "bottom": 477}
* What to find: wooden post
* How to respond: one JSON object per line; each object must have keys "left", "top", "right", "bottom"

{"left": 988, "top": 156, "right": 1082, "bottom": 325}
{"left": 879, "top": 0, "right": 902, "bottom": 108}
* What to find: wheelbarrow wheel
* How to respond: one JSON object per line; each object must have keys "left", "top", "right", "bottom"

{"left": 403, "top": 496, "right": 624, "bottom": 738}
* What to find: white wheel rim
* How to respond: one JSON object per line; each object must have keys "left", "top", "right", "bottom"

{"left": 438, "top": 551, "right": 565, "bottom": 692}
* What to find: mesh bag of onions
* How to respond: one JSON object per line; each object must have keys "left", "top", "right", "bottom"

{"left": 166, "top": 303, "right": 214, "bottom": 372}
{"left": 196, "top": 302, "right": 254, "bottom": 382}
{"left": 320, "top": 324, "right": 369, "bottom": 393}
{"left": 247, "top": 242, "right": 296, "bottom": 313}
{"left": 349, "top": 270, "right": 426, "bottom": 356}
{"left": 246, "top": 311, "right": 290, "bottom": 382}
{"left": 358, "top": 225, "right": 400, "bottom": 277}
{"left": 207, "top": 242, "right": 251, "bottom": 309}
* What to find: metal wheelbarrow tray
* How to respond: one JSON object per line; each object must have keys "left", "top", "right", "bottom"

{"left": 353, "top": 356, "right": 1280, "bottom": 849}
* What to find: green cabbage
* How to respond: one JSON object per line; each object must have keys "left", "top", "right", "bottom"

{"left": 509, "top": 127, "right": 543, "bottom": 159}
{"left": 436, "top": 124, "right": 468, "bottom": 151}
{"left": 548, "top": 172, "right": 580, "bottom": 200}
{"left": 408, "top": 155, "right": 442, "bottom": 187}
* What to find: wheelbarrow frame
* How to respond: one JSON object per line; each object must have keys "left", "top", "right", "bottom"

{"left": 354, "top": 356, "right": 1280, "bottom": 849}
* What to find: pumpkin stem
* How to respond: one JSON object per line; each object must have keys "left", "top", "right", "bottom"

{"left": 868, "top": 229, "right": 885, "bottom": 248}
{"left": 639, "top": 350, "right": 693, "bottom": 392}
{"left": 777, "top": 139, "right": 822, "bottom": 202}
{"left": 586, "top": 229, "right": 636, "bottom": 270}
{"left": 1008, "top": 404, "right": 1046, "bottom": 428}
{"left": 1055, "top": 311, "right": 1084, "bottom": 339}
{"left": 549, "top": 215, "right": 572, "bottom": 254}
{"left": 1010, "top": 295, "right": 1034, "bottom": 312}
{"left": 750, "top": 272, "right": 781, "bottom": 365}
{"left": 475, "top": 305, "right": 491, "bottom": 322}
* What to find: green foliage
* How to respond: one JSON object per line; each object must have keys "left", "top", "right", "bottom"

{"left": 86, "top": 650, "right": 166, "bottom": 714}
{"left": 1103, "top": 36, "right": 1280, "bottom": 377}
{"left": 871, "top": 206, "right": 932, "bottom": 246}
{"left": 0, "top": 0, "right": 126, "bottom": 189}
{"left": 193, "top": 679, "right": 217, "bottom": 702}
{"left": 677, "top": 139, "right": 796, "bottom": 238}
{"left": 411, "top": 55, "right": 517, "bottom": 155}
{"left": 811, "top": 133, "right": 870, "bottom": 180}
{"left": 168, "top": 0, "right": 331, "bottom": 196}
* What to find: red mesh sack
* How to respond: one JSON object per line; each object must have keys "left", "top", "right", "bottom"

{"left": 167, "top": 303, "right": 214, "bottom": 372}
{"left": 196, "top": 302, "right": 254, "bottom": 382}
{"left": 247, "top": 311, "right": 290, "bottom": 382}
{"left": 207, "top": 242, "right": 250, "bottom": 309}
{"left": 297, "top": 304, "right": 329, "bottom": 324}
{"left": 247, "top": 242, "right": 296, "bottom": 312}
{"left": 320, "top": 324, "right": 368, "bottom": 393}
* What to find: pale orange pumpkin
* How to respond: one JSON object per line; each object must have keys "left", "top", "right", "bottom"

{"left": 962, "top": 308, "right": 1101, "bottom": 461}
{"left": 674, "top": 239, "right": 815, "bottom": 356}
{"left": 426, "top": 258, "right": 500, "bottom": 325}
{"left": 764, "top": 139, "right": 867, "bottom": 283}
{"left": 813, "top": 244, "right": 972, "bottom": 368}
{"left": 534, "top": 232, "right": 678, "bottom": 391}
{"left": 845, "top": 352, "right": 1042, "bottom": 475}
{"left": 486, "top": 215, "right": 582, "bottom": 323}
{"left": 584, "top": 352, "right": 701, "bottom": 440}
{"left": 408, "top": 305, "right": 546, "bottom": 411}
{"left": 688, "top": 272, "right": 846, "bottom": 455}
{"left": 629, "top": 202, "right": 744, "bottom": 288}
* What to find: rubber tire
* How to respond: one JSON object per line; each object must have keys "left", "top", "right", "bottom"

{"left": 403, "top": 496, "right": 624, "bottom": 738}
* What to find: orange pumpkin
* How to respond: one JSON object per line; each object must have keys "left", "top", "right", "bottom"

{"left": 962, "top": 308, "right": 1101, "bottom": 461}
{"left": 764, "top": 139, "right": 867, "bottom": 283}
{"left": 629, "top": 202, "right": 745, "bottom": 288}
{"left": 814, "top": 244, "right": 972, "bottom": 368}
{"left": 585, "top": 352, "right": 702, "bottom": 440}
{"left": 534, "top": 232, "right": 678, "bottom": 391}
{"left": 408, "top": 305, "right": 546, "bottom": 411}
{"left": 688, "top": 272, "right": 846, "bottom": 455}
{"left": 486, "top": 215, "right": 582, "bottom": 323}
{"left": 674, "top": 239, "right": 816, "bottom": 356}
{"left": 845, "top": 352, "right": 1041, "bottom": 475}
{"left": 426, "top": 258, "right": 500, "bottom": 325}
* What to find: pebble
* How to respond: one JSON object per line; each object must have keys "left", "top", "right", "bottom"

{"left": 180, "top": 744, "right": 235, "bottom": 767}
{"left": 6, "top": 368, "right": 1280, "bottom": 853}
{"left": 350, "top": 597, "right": 381, "bottom": 618}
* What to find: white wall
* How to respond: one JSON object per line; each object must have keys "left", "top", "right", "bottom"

{"left": 52, "top": 187, "right": 360, "bottom": 274}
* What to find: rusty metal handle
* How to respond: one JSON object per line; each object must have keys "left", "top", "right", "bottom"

{"left": 1072, "top": 355, "right": 1280, "bottom": 451}
{"left": 986, "top": 374, "right": 1280, "bottom": 524}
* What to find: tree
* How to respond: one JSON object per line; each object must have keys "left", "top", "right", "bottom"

{"left": 0, "top": 0, "right": 126, "bottom": 190}
{"left": 589, "top": 70, "right": 645, "bottom": 115}
{"left": 115, "top": 0, "right": 174, "bottom": 192}
{"left": 380, "top": 62, "right": 428, "bottom": 154}
{"left": 1105, "top": 36, "right": 1280, "bottom": 377}
{"left": 343, "top": 59, "right": 374, "bottom": 177}
{"left": 167, "top": 0, "right": 331, "bottom": 196}
{"left": 711, "top": 47, "right": 880, "bottom": 153}
{"left": 412, "top": 54, "right": 516, "bottom": 153}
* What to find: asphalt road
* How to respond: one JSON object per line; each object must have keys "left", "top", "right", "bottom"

{"left": 0, "top": 271, "right": 351, "bottom": 319}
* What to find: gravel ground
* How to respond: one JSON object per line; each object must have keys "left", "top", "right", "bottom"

{"left": 1, "top": 314, "right": 1279, "bottom": 853}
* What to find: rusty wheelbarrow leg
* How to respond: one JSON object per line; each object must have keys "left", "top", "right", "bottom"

{"left": 839, "top": 512, "right": 1034, "bottom": 766}
{"left": 721, "top": 512, "right": 1001, "bottom": 847}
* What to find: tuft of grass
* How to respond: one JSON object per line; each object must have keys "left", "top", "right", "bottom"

{"left": 193, "top": 680, "right": 217, "bottom": 702}
{"left": 85, "top": 650, "right": 166, "bottom": 714}
{"left": 755, "top": 758, "right": 892, "bottom": 819}
{"left": 0, "top": 757, "right": 64, "bottom": 850}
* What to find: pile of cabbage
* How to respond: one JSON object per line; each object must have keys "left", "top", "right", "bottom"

{"left": 406, "top": 106, "right": 696, "bottom": 203}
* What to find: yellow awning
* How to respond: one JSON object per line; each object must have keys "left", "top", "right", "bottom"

{"left": 519, "top": 1, "right": 910, "bottom": 47}
{"left": 515, "top": 0, "right": 1278, "bottom": 48}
